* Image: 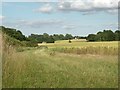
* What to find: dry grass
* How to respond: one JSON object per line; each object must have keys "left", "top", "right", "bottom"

{"left": 2, "top": 37, "right": 118, "bottom": 88}
{"left": 2, "top": 48, "right": 118, "bottom": 88}
{"left": 0, "top": 32, "right": 2, "bottom": 89}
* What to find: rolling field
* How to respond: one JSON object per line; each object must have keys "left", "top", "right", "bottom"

{"left": 2, "top": 39, "right": 119, "bottom": 88}
{"left": 38, "top": 39, "right": 118, "bottom": 48}
{"left": 39, "top": 39, "right": 118, "bottom": 55}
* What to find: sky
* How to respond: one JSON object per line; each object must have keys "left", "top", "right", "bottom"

{"left": 0, "top": 0, "right": 119, "bottom": 36}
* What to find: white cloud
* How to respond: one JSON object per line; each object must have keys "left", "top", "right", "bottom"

{"left": 34, "top": 0, "right": 119, "bottom": 14}
{"left": 34, "top": 4, "right": 53, "bottom": 13}
{"left": 33, "top": 0, "right": 119, "bottom": 14}
{"left": 17, "top": 19, "right": 63, "bottom": 28}
{"left": 62, "top": 24, "right": 76, "bottom": 30}
{"left": 58, "top": 0, "right": 119, "bottom": 14}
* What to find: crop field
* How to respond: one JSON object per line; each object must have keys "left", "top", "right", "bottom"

{"left": 39, "top": 39, "right": 118, "bottom": 55}
{"left": 2, "top": 1, "right": 119, "bottom": 88}
{"left": 2, "top": 38, "right": 119, "bottom": 88}
{"left": 38, "top": 39, "right": 118, "bottom": 48}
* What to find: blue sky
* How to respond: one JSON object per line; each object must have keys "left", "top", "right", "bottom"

{"left": 1, "top": 0, "right": 119, "bottom": 36}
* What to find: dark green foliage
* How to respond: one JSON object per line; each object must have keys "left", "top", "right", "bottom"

{"left": 28, "top": 33, "right": 55, "bottom": 43}
{"left": 1, "top": 26, "right": 119, "bottom": 44}
{"left": 101, "top": 30, "right": 115, "bottom": 41}
{"left": 74, "top": 36, "right": 87, "bottom": 39}
{"left": 1, "top": 26, "right": 37, "bottom": 47}
{"left": 52, "top": 34, "right": 74, "bottom": 41}
{"left": 115, "top": 30, "right": 120, "bottom": 41}
{"left": 87, "top": 30, "right": 120, "bottom": 41}
{"left": 24, "top": 41, "right": 38, "bottom": 47}
{"left": 87, "top": 34, "right": 96, "bottom": 41}
{"left": 3, "top": 33, "right": 26, "bottom": 47}
{"left": 28, "top": 33, "right": 74, "bottom": 43}
{"left": 0, "top": 26, "right": 27, "bottom": 41}
{"left": 52, "top": 34, "right": 75, "bottom": 41}
{"left": 47, "top": 35, "right": 55, "bottom": 43}
{"left": 53, "top": 34, "right": 64, "bottom": 40}
{"left": 65, "top": 34, "right": 74, "bottom": 40}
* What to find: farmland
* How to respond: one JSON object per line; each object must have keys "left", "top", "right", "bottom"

{"left": 1, "top": 1, "right": 119, "bottom": 88}
{"left": 2, "top": 38, "right": 118, "bottom": 88}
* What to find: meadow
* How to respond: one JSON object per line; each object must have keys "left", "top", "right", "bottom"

{"left": 39, "top": 39, "right": 118, "bottom": 55}
{"left": 2, "top": 37, "right": 119, "bottom": 88}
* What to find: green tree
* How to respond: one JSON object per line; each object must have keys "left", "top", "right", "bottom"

{"left": 65, "top": 34, "right": 73, "bottom": 40}
{"left": 102, "top": 30, "right": 115, "bottom": 41}
{"left": 115, "top": 30, "right": 120, "bottom": 41}
{"left": 87, "top": 34, "right": 96, "bottom": 41}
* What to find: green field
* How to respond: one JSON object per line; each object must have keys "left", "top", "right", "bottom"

{"left": 2, "top": 39, "right": 118, "bottom": 88}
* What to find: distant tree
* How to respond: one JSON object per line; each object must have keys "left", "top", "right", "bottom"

{"left": 53, "top": 34, "right": 60, "bottom": 40}
{"left": 37, "top": 35, "right": 44, "bottom": 43}
{"left": 65, "top": 34, "right": 73, "bottom": 40}
{"left": 96, "top": 30, "right": 114, "bottom": 41}
{"left": 43, "top": 33, "right": 49, "bottom": 42}
{"left": 96, "top": 31, "right": 103, "bottom": 41}
{"left": 80, "top": 36, "right": 87, "bottom": 39}
{"left": 59, "top": 34, "right": 65, "bottom": 40}
{"left": 28, "top": 34, "right": 38, "bottom": 42}
{"left": 28, "top": 33, "right": 55, "bottom": 43}
{"left": 15, "top": 30, "right": 26, "bottom": 41}
{"left": 102, "top": 30, "right": 115, "bottom": 41}
{"left": 2, "top": 26, "right": 119, "bottom": 44}
{"left": 47, "top": 35, "right": 55, "bottom": 43}
{"left": 87, "top": 34, "right": 96, "bottom": 41}
{"left": 87, "top": 30, "right": 116, "bottom": 41}
{"left": 115, "top": 30, "right": 120, "bottom": 41}
{"left": 1, "top": 26, "right": 27, "bottom": 41}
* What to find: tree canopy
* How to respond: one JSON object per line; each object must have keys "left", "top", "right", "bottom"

{"left": 87, "top": 30, "right": 120, "bottom": 41}
{"left": 1, "top": 26, "right": 120, "bottom": 46}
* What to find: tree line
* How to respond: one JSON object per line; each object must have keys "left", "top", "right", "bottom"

{"left": 1, "top": 26, "right": 120, "bottom": 47}
{"left": 28, "top": 33, "right": 84, "bottom": 43}
{"left": 0, "top": 26, "right": 86, "bottom": 44}
{"left": 87, "top": 30, "right": 120, "bottom": 41}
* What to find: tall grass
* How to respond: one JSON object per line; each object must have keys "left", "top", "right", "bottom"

{"left": 0, "top": 32, "right": 2, "bottom": 89}
{"left": 51, "top": 46, "right": 118, "bottom": 55}
{"left": 2, "top": 36, "right": 118, "bottom": 88}
{"left": 2, "top": 48, "right": 118, "bottom": 88}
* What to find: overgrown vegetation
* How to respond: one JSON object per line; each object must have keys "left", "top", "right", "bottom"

{"left": 0, "top": 26, "right": 38, "bottom": 47}
{"left": 1, "top": 26, "right": 120, "bottom": 45}
{"left": 1, "top": 26, "right": 119, "bottom": 88}
{"left": 2, "top": 40, "right": 118, "bottom": 88}
{"left": 52, "top": 46, "right": 118, "bottom": 55}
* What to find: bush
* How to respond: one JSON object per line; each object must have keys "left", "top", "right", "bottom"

{"left": 24, "top": 41, "right": 38, "bottom": 47}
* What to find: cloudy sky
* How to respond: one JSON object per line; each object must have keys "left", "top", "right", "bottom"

{"left": 0, "top": 0, "right": 119, "bottom": 36}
